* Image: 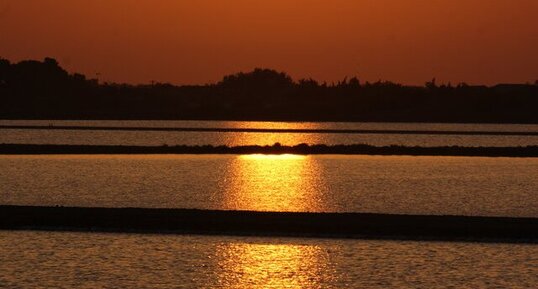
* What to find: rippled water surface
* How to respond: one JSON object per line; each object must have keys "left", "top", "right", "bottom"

{"left": 1, "top": 120, "right": 537, "bottom": 147}
{"left": 3, "top": 119, "right": 538, "bottom": 131}
{"left": 2, "top": 120, "right": 538, "bottom": 288}
{"left": 1, "top": 231, "right": 537, "bottom": 288}
{"left": 2, "top": 154, "right": 537, "bottom": 217}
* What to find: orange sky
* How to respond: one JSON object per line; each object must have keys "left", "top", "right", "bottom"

{"left": 1, "top": 0, "right": 537, "bottom": 85}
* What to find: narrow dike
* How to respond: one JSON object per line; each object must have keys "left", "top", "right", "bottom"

{"left": 1, "top": 144, "right": 538, "bottom": 157}
{"left": 1, "top": 205, "right": 538, "bottom": 243}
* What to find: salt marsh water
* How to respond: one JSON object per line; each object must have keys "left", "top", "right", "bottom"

{"left": 1, "top": 120, "right": 538, "bottom": 147}
{"left": 1, "top": 231, "right": 537, "bottom": 288}
{"left": 2, "top": 120, "right": 538, "bottom": 288}
{"left": 1, "top": 154, "right": 537, "bottom": 217}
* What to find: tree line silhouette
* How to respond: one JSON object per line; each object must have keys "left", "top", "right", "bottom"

{"left": 1, "top": 57, "right": 537, "bottom": 123}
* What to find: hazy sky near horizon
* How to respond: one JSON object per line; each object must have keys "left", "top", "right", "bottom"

{"left": 1, "top": 0, "right": 537, "bottom": 85}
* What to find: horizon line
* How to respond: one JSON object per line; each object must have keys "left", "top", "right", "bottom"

{"left": 3, "top": 56, "right": 538, "bottom": 88}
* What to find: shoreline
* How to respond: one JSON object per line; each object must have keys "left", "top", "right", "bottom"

{"left": 1, "top": 205, "right": 538, "bottom": 243}
{"left": 1, "top": 143, "right": 537, "bottom": 157}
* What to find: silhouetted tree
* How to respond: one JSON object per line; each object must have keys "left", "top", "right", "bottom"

{"left": 348, "top": 77, "right": 360, "bottom": 88}
{"left": 219, "top": 68, "right": 293, "bottom": 89}
{"left": 425, "top": 78, "right": 437, "bottom": 90}
{"left": 298, "top": 78, "right": 319, "bottom": 88}
{"left": 0, "top": 58, "right": 10, "bottom": 86}
{"left": 1, "top": 57, "right": 537, "bottom": 123}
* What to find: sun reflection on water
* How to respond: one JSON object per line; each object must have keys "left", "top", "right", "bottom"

{"left": 239, "top": 154, "right": 307, "bottom": 160}
{"left": 215, "top": 242, "right": 333, "bottom": 288}
{"left": 216, "top": 129, "right": 328, "bottom": 287}
{"left": 220, "top": 121, "right": 323, "bottom": 146}
{"left": 223, "top": 154, "right": 325, "bottom": 212}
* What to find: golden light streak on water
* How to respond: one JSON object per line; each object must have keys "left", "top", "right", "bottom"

{"left": 214, "top": 242, "right": 333, "bottom": 288}
{"left": 222, "top": 154, "right": 325, "bottom": 212}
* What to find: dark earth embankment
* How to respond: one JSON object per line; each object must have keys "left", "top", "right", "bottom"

{"left": 1, "top": 143, "right": 537, "bottom": 157}
{"left": 1, "top": 206, "right": 538, "bottom": 243}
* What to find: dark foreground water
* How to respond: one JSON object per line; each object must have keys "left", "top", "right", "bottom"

{"left": 1, "top": 231, "right": 537, "bottom": 288}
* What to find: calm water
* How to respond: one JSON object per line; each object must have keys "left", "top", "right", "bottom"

{"left": 2, "top": 154, "right": 537, "bottom": 217}
{"left": 3, "top": 119, "right": 538, "bottom": 131}
{"left": 2, "top": 120, "right": 538, "bottom": 288}
{"left": 1, "top": 231, "right": 537, "bottom": 288}
{"left": 1, "top": 120, "right": 538, "bottom": 147}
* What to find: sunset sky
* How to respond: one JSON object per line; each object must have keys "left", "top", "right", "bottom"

{"left": 1, "top": 0, "right": 537, "bottom": 85}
